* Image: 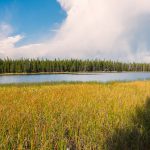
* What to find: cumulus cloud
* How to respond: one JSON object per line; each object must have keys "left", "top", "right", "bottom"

{"left": 1, "top": 0, "right": 150, "bottom": 62}
{"left": 0, "top": 23, "right": 23, "bottom": 57}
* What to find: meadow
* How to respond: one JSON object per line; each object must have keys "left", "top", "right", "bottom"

{"left": 0, "top": 81, "right": 150, "bottom": 149}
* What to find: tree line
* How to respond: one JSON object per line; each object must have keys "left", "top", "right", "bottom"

{"left": 0, "top": 58, "right": 150, "bottom": 73}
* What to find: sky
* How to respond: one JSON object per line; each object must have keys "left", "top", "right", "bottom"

{"left": 0, "top": 0, "right": 150, "bottom": 62}
{"left": 0, "top": 0, "right": 66, "bottom": 44}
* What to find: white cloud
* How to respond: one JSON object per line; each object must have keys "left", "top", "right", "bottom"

{"left": 1, "top": 0, "right": 150, "bottom": 62}
{"left": 0, "top": 23, "right": 23, "bottom": 57}
{"left": 0, "top": 35, "right": 23, "bottom": 49}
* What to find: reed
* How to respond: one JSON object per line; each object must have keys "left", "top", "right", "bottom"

{"left": 0, "top": 81, "right": 150, "bottom": 149}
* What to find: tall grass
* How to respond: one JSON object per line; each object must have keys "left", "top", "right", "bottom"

{"left": 0, "top": 81, "right": 150, "bottom": 149}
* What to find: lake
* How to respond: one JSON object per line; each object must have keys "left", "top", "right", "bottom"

{"left": 0, "top": 72, "right": 150, "bottom": 84}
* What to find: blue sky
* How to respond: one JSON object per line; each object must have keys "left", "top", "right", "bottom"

{"left": 0, "top": 0, "right": 150, "bottom": 62}
{"left": 0, "top": 0, "right": 66, "bottom": 45}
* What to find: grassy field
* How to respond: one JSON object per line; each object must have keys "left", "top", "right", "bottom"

{"left": 0, "top": 81, "right": 150, "bottom": 149}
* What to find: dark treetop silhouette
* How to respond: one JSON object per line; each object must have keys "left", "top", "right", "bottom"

{"left": 0, "top": 58, "right": 150, "bottom": 73}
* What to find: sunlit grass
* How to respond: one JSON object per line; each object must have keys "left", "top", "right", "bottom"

{"left": 0, "top": 81, "right": 150, "bottom": 149}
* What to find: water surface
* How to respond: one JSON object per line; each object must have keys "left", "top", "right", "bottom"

{"left": 0, "top": 72, "right": 150, "bottom": 84}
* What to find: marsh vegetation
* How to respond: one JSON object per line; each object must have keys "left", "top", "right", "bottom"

{"left": 0, "top": 81, "right": 150, "bottom": 149}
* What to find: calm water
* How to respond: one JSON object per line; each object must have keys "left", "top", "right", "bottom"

{"left": 0, "top": 72, "right": 150, "bottom": 84}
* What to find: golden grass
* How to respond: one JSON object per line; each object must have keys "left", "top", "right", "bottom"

{"left": 0, "top": 81, "right": 150, "bottom": 149}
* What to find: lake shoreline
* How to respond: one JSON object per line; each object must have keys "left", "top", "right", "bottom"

{"left": 0, "top": 80, "right": 149, "bottom": 86}
{"left": 0, "top": 71, "right": 149, "bottom": 76}
{"left": 0, "top": 71, "right": 118, "bottom": 76}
